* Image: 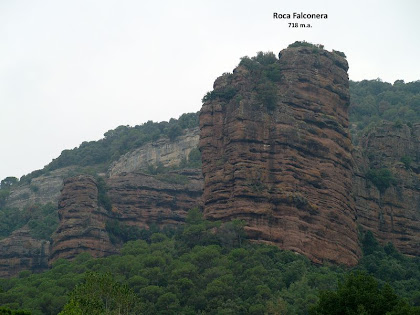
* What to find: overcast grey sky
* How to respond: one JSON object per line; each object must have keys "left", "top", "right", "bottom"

{"left": 1, "top": 0, "right": 419, "bottom": 181}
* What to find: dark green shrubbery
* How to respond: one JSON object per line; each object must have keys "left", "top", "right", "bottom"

{"left": 18, "top": 113, "right": 200, "bottom": 185}
{"left": 0, "top": 203, "right": 58, "bottom": 241}
{"left": 0, "top": 209, "right": 419, "bottom": 314}
{"left": 366, "top": 168, "right": 396, "bottom": 193}
{"left": 202, "top": 86, "right": 237, "bottom": 103}
{"left": 349, "top": 79, "right": 420, "bottom": 141}
{"left": 332, "top": 49, "right": 346, "bottom": 58}
{"left": 401, "top": 156, "right": 412, "bottom": 170}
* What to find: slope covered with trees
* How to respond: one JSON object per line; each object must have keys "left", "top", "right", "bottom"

{"left": 0, "top": 210, "right": 418, "bottom": 314}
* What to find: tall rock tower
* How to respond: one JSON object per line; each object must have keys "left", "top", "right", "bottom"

{"left": 199, "top": 43, "right": 360, "bottom": 265}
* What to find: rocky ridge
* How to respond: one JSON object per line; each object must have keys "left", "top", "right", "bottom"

{"left": 199, "top": 47, "right": 360, "bottom": 265}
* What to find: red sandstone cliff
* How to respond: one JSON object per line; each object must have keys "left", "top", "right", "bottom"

{"left": 49, "top": 175, "right": 117, "bottom": 264}
{"left": 199, "top": 46, "right": 360, "bottom": 265}
{"left": 0, "top": 227, "right": 49, "bottom": 277}
{"left": 49, "top": 170, "right": 203, "bottom": 262}
{"left": 107, "top": 169, "right": 203, "bottom": 229}
{"left": 353, "top": 122, "right": 420, "bottom": 256}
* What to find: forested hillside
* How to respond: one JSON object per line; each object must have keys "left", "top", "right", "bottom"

{"left": 349, "top": 79, "right": 420, "bottom": 141}
{"left": 0, "top": 210, "right": 419, "bottom": 314}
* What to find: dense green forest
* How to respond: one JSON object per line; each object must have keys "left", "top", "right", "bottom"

{"left": 349, "top": 79, "right": 420, "bottom": 141}
{"left": 0, "top": 209, "right": 419, "bottom": 314}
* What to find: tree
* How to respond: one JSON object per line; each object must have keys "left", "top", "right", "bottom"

{"left": 0, "top": 177, "right": 18, "bottom": 190}
{"left": 59, "top": 272, "right": 140, "bottom": 315}
{"left": 310, "top": 272, "right": 417, "bottom": 315}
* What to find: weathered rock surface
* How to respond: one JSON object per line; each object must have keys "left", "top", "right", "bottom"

{"left": 109, "top": 128, "right": 200, "bottom": 176}
{"left": 0, "top": 227, "right": 49, "bottom": 277}
{"left": 200, "top": 46, "right": 360, "bottom": 265}
{"left": 49, "top": 175, "right": 117, "bottom": 264}
{"left": 49, "top": 170, "right": 203, "bottom": 262}
{"left": 107, "top": 169, "right": 203, "bottom": 229}
{"left": 5, "top": 167, "right": 74, "bottom": 210}
{"left": 353, "top": 122, "right": 420, "bottom": 256}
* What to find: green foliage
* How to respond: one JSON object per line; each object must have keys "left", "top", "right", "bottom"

{"left": 366, "top": 168, "right": 396, "bottom": 193}
{"left": 0, "top": 190, "right": 10, "bottom": 208}
{"left": 96, "top": 177, "right": 112, "bottom": 211}
{"left": 59, "top": 272, "right": 139, "bottom": 314}
{"left": 253, "top": 51, "right": 277, "bottom": 65}
{"left": 186, "top": 147, "right": 201, "bottom": 168}
{"left": 0, "top": 203, "right": 58, "bottom": 240}
{"left": 155, "top": 173, "right": 189, "bottom": 185}
{"left": 287, "top": 41, "right": 319, "bottom": 49}
{"left": 310, "top": 272, "right": 418, "bottom": 314}
{"left": 332, "top": 50, "right": 346, "bottom": 58}
{"left": 256, "top": 80, "right": 278, "bottom": 110}
{"left": 0, "top": 177, "right": 19, "bottom": 190}
{"left": 401, "top": 156, "right": 412, "bottom": 170}
{"left": 349, "top": 79, "right": 420, "bottom": 140}
{"left": 105, "top": 220, "right": 149, "bottom": 245}
{"left": 18, "top": 112, "right": 200, "bottom": 184}
{"left": 202, "top": 86, "right": 237, "bottom": 103}
{"left": 0, "top": 307, "right": 31, "bottom": 314}
{"left": 0, "top": 213, "right": 419, "bottom": 314}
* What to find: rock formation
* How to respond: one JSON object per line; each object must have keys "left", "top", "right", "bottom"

{"left": 0, "top": 227, "right": 49, "bottom": 277}
{"left": 200, "top": 46, "right": 360, "bottom": 265}
{"left": 5, "top": 167, "right": 74, "bottom": 210}
{"left": 49, "top": 170, "right": 203, "bottom": 262}
{"left": 109, "top": 128, "right": 200, "bottom": 176}
{"left": 49, "top": 175, "right": 116, "bottom": 264}
{"left": 107, "top": 169, "right": 203, "bottom": 229}
{"left": 353, "top": 122, "right": 420, "bottom": 256}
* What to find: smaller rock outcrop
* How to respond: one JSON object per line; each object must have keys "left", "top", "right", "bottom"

{"left": 0, "top": 227, "right": 49, "bottom": 277}
{"left": 49, "top": 175, "right": 116, "bottom": 264}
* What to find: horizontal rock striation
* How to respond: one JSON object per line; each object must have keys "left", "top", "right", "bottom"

{"left": 200, "top": 46, "right": 360, "bottom": 265}
{"left": 0, "top": 227, "right": 49, "bottom": 277}
{"left": 353, "top": 122, "right": 420, "bottom": 256}
{"left": 108, "top": 128, "right": 200, "bottom": 177}
{"left": 106, "top": 169, "right": 203, "bottom": 229}
{"left": 49, "top": 175, "right": 116, "bottom": 264}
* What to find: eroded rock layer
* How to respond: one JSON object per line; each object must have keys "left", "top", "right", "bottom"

{"left": 353, "top": 122, "right": 420, "bottom": 256}
{"left": 49, "top": 175, "right": 116, "bottom": 264}
{"left": 106, "top": 169, "right": 203, "bottom": 229}
{"left": 108, "top": 128, "right": 200, "bottom": 177}
{"left": 0, "top": 227, "right": 49, "bottom": 277}
{"left": 200, "top": 46, "right": 360, "bottom": 265}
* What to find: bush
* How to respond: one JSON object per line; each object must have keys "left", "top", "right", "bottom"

{"left": 256, "top": 81, "right": 278, "bottom": 110}
{"left": 401, "top": 156, "right": 412, "bottom": 170}
{"left": 202, "top": 87, "right": 237, "bottom": 103}
{"left": 366, "top": 168, "right": 395, "bottom": 193}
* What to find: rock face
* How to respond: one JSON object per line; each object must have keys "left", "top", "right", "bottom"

{"left": 50, "top": 171, "right": 203, "bottom": 262}
{"left": 0, "top": 227, "right": 49, "bottom": 277}
{"left": 5, "top": 167, "right": 74, "bottom": 210}
{"left": 109, "top": 128, "right": 200, "bottom": 176}
{"left": 49, "top": 176, "right": 116, "bottom": 264}
{"left": 200, "top": 47, "right": 360, "bottom": 265}
{"left": 353, "top": 122, "right": 420, "bottom": 256}
{"left": 107, "top": 169, "right": 203, "bottom": 229}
